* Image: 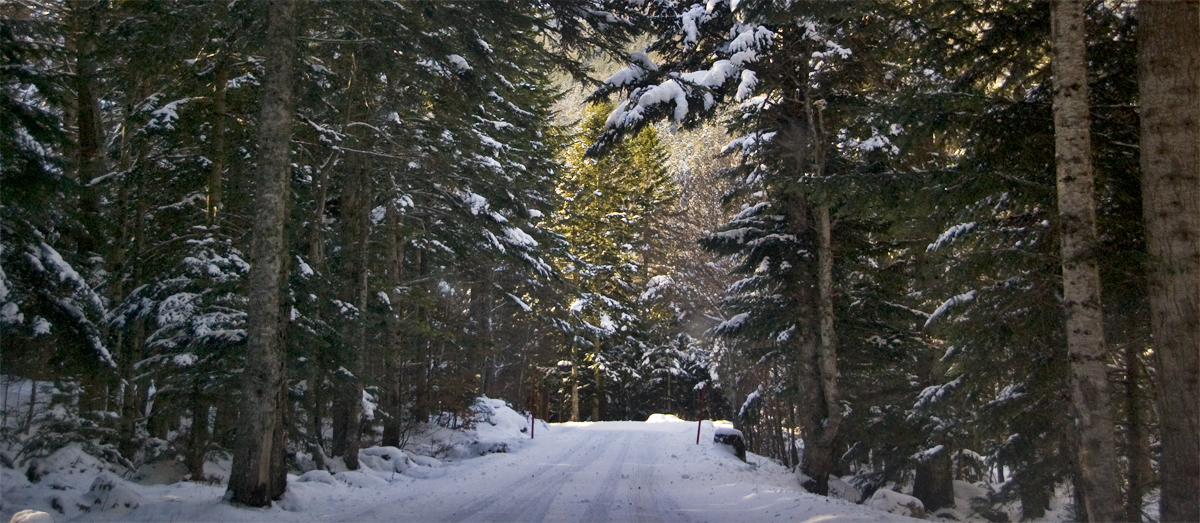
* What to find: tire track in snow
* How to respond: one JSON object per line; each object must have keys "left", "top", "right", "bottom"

{"left": 580, "top": 432, "right": 633, "bottom": 522}
{"left": 630, "top": 430, "right": 690, "bottom": 523}
{"left": 444, "top": 430, "right": 630, "bottom": 522}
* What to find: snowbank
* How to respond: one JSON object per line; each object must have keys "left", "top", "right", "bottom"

{"left": 8, "top": 510, "right": 53, "bottom": 523}
{"left": 713, "top": 426, "right": 747, "bottom": 461}
{"left": 0, "top": 401, "right": 925, "bottom": 522}
{"left": 400, "top": 396, "right": 540, "bottom": 461}
{"left": 868, "top": 488, "right": 926, "bottom": 519}
{"left": 829, "top": 476, "right": 862, "bottom": 504}
{"left": 358, "top": 446, "right": 414, "bottom": 474}
{"left": 1, "top": 396, "right": 540, "bottom": 522}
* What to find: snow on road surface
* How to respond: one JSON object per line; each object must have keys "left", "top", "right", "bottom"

{"left": 4, "top": 417, "right": 916, "bottom": 523}
{"left": 363, "top": 419, "right": 914, "bottom": 523}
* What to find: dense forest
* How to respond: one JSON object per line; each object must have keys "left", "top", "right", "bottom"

{"left": 1, "top": 0, "right": 1195, "bottom": 521}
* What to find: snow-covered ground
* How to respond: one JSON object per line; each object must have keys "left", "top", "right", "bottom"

{"left": 2, "top": 400, "right": 918, "bottom": 523}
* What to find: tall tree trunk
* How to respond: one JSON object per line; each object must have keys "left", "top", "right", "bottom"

{"left": 307, "top": 359, "right": 326, "bottom": 471}
{"left": 797, "top": 203, "right": 842, "bottom": 497}
{"left": 410, "top": 248, "right": 432, "bottom": 423}
{"left": 570, "top": 346, "right": 580, "bottom": 422}
{"left": 331, "top": 152, "right": 369, "bottom": 470}
{"left": 307, "top": 153, "right": 333, "bottom": 267}
{"left": 206, "top": 50, "right": 228, "bottom": 227}
{"left": 381, "top": 206, "right": 405, "bottom": 447}
{"left": 64, "top": 3, "right": 108, "bottom": 419}
{"left": 787, "top": 93, "right": 842, "bottom": 497}
{"left": 113, "top": 95, "right": 144, "bottom": 458}
{"left": 68, "top": 0, "right": 104, "bottom": 256}
{"left": 1137, "top": 2, "right": 1200, "bottom": 521}
{"left": 226, "top": 0, "right": 295, "bottom": 507}
{"left": 913, "top": 448, "right": 955, "bottom": 512}
{"left": 780, "top": 190, "right": 831, "bottom": 495}
{"left": 269, "top": 355, "right": 289, "bottom": 497}
{"left": 122, "top": 161, "right": 150, "bottom": 454}
{"left": 592, "top": 338, "right": 602, "bottom": 421}
{"left": 815, "top": 204, "right": 841, "bottom": 445}
{"left": 184, "top": 383, "right": 208, "bottom": 479}
{"left": 470, "top": 273, "right": 494, "bottom": 396}
{"left": 1049, "top": 2, "right": 1122, "bottom": 520}
{"left": 1124, "top": 346, "right": 1151, "bottom": 522}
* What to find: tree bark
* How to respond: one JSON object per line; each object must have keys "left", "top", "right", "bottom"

{"left": 1137, "top": 2, "right": 1200, "bottom": 521}
{"left": 796, "top": 203, "right": 843, "bottom": 497}
{"left": 206, "top": 50, "right": 228, "bottom": 227}
{"left": 789, "top": 93, "right": 842, "bottom": 497}
{"left": 307, "top": 361, "right": 327, "bottom": 470}
{"left": 591, "top": 333, "right": 603, "bottom": 421}
{"left": 184, "top": 384, "right": 208, "bottom": 480}
{"left": 570, "top": 346, "right": 580, "bottom": 422}
{"left": 308, "top": 153, "right": 332, "bottom": 266}
{"left": 331, "top": 152, "right": 369, "bottom": 470}
{"left": 815, "top": 204, "right": 841, "bottom": 448}
{"left": 1049, "top": 2, "right": 1122, "bottom": 521}
{"left": 778, "top": 190, "right": 832, "bottom": 496}
{"left": 1124, "top": 346, "right": 1151, "bottom": 522}
{"left": 913, "top": 448, "right": 955, "bottom": 512}
{"left": 226, "top": 0, "right": 295, "bottom": 507}
{"left": 381, "top": 206, "right": 406, "bottom": 448}
{"left": 470, "top": 273, "right": 494, "bottom": 397}
{"left": 68, "top": 0, "right": 105, "bottom": 256}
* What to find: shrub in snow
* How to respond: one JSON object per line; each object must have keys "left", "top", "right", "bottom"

{"left": 2, "top": 465, "right": 32, "bottom": 492}
{"left": 23, "top": 443, "right": 115, "bottom": 483}
{"left": 358, "top": 446, "right": 413, "bottom": 474}
{"left": 471, "top": 397, "right": 528, "bottom": 430}
{"left": 713, "top": 427, "right": 746, "bottom": 462}
{"left": 13, "top": 382, "right": 130, "bottom": 480}
{"left": 462, "top": 397, "right": 526, "bottom": 456}
{"left": 867, "top": 488, "right": 926, "bottom": 519}
{"left": 645, "top": 414, "right": 684, "bottom": 423}
{"left": 83, "top": 472, "right": 141, "bottom": 511}
{"left": 104, "top": 238, "right": 250, "bottom": 475}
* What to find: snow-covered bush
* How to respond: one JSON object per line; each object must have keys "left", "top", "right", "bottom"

{"left": 866, "top": 488, "right": 926, "bottom": 518}
{"left": 7, "top": 379, "right": 130, "bottom": 481}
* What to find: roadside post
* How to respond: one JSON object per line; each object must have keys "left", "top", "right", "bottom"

{"left": 696, "top": 382, "right": 707, "bottom": 444}
{"left": 530, "top": 385, "right": 536, "bottom": 439}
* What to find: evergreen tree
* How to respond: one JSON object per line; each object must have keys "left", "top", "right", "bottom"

{"left": 553, "top": 102, "right": 679, "bottom": 421}
{"left": 1048, "top": 0, "right": 1121, "bottom": 519}
{"left": 227, "top": 0, "right": 296, "bottom": 506}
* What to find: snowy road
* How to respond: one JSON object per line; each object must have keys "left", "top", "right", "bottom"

{"left": 36, "top": 418, "right": 915, "bottom": 522}
{"left": 342, "top": 420, "right": 909, "bottom": 523}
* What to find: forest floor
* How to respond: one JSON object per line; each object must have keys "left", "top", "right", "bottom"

{"left": 2, "top": 402, "right": 918, "bottom": 523}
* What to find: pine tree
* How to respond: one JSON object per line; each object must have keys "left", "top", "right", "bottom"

{"left": 553, "top": 102, "right": 679, "bottom": 421}
{"left": 1048, "top": 1, "right": 1121, "bottom": 519}
{"left": 905, "top": 1, "right": 1147, "bottom": 516}
{"left": 227, "top": 0, "right": 296, "bottom": 506}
